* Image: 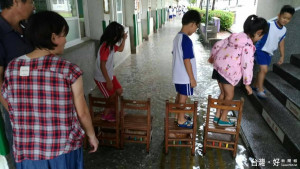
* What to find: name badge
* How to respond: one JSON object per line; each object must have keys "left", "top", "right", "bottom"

{"left": 20, "top": 66, "right": 30, "bottom": 76}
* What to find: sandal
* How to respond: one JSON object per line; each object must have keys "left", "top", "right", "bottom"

{"left": 184, "top": 114, "right": 192, "bottom": 121}
{"left": 178, "top": 120, "right": 193, "bottom": 129}
{"left": 105, "top": 113, "right": 116, "bottom": 122}
{"left": 218, "top": 119, "right": 235, "bottom": 126}
{"left": 175, "top": 115, "right": 191, "bottom": 124}
{"left": 213, "top": 117, "right": 219, "bottom": 123}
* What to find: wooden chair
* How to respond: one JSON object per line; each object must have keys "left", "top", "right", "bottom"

{"left": 164, "top": 100, "right": 198, "bottom": 156}
{"left": 120, "top": 96, "right": 152, "bottom": 152}
{"left": 85, "top": 89, "right": 120, "bottom": 149}
{"left": 203, "top": 95, "right": 244, "bottom": 158}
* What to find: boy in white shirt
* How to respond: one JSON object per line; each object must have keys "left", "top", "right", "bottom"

{"left": 253, "top": 5, "right": 295, "bottom": 99}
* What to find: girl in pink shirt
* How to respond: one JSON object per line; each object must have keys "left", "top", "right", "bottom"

{"left": 208, "top": 15, "right": 268, "bottom": 126}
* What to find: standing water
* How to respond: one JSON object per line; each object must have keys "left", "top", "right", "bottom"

{"left": 84, "top": 19, "right": 251, "bottom": 169}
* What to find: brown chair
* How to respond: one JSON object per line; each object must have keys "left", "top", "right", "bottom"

{"left": 164, "top": 100, "right": 198, "bottom": 156}
{"left": 203, "top": 95, "right": 244, "bottom": 158}
{"left": 120, "top": 96, "right": 152, "bottom": 152}
{"left": 85, "top": 89, "right": 120, "bottom": 149}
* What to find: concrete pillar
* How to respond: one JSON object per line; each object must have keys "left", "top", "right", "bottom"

{"left": 124, "top": 0, "right": 138, "bottom": 53}
{"left": 156, "top": 0, "right": 162, "bottom": 28}
{"left": 141, "top": 0, "right": 149, "bottom": 40}
{"left": 151, "top": 0, "right": 158, "bottom": 32}
{"left": 87, "top": 0, "right": 105, "bottom": 40}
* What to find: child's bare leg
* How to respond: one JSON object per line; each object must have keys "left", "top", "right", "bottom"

{"left": 220, "top": 83, "right": 234, "bottom": 122}
{"left": 116, "top": 88, "right": 123, "bottom": 96}
{"left": 103, "top": 93, "right": 116, "bottom": 115}
{"left": 177, "top": 94, "right": 188, "bottom": 124}
{"left": 216, "top": 82, "right": 225, "bottom": 118}
{"left": 255, "top": 65, "right": 268, "bottom": 92}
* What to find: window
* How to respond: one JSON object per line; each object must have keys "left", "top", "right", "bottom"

{"left": 34, "top": 0, "right": 87, "bottom": 47}
{"left": 116, "top": 0, "right": 123, "bottom": 24}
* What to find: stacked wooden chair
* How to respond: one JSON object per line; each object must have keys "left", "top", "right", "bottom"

{"left": 85, "top": 88, "right": 120, "bottom": 148}
{"left": 203, "top": 95, "right": 244, "bottom": 157}
{"left": 164, "top": 100, "right": 198, "bottom": 156}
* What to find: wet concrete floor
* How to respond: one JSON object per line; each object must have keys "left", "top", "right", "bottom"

{"left": 83, "top": 19, "right": 252, "bottom": 169}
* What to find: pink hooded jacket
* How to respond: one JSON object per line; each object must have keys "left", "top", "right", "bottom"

{"left": 210, "top": 32, "right": 255, "bottom": 86}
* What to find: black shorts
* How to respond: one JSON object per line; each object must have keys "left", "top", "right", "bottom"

{"left": 212, "top": 69, "right": 230, "bottom": 84}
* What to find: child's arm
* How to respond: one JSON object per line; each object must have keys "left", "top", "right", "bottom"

{"left": 241, "top": 46, "right": 255, "bottom": 95}
{"left": 100, "top": 60, "right": 113, "bottom": 90}
{"left": 117, "top": 32, "right": 128, "bottom": 52}
{"left": 278, "top": 39, "right": 285, "bottom": 65}
{"left": 184, "top": 59, "right": 197, "bottom": 88}
{"left": 72, "top": 76, "right": 99, "bottom": 153}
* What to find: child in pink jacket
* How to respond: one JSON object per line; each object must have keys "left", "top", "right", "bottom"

{"left": 208, "top": 15, "right": 268, "bottom": 126}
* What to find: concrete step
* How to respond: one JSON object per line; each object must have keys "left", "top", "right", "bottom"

{"left": 247, "top": 86, "right": 300, "bottom": 162}
{"left": 264, "top": 72, "right": 300, "bottom": 120}
{"left": 291, "top": 54, "right": 300, "bottom": 68}
{"left": 273, "top": 63, "right": 300, "bottom": 90}
{"left": 234, "top": 88, "right": 298, "bottom": 169}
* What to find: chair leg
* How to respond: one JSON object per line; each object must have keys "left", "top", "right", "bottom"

{"left": 120, "top": 131, "right": 124, "bottom": 149}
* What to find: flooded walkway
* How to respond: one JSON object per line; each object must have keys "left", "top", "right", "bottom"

{"left": 84, "top": 19, "right": 251, "bottom": 169}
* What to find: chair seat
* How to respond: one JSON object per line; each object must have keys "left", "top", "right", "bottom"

{"left": 123, "top": 114, "right": 153, "bottom": 130}
{"left": 92, "top": 115, "right": 118, "bottom": 129}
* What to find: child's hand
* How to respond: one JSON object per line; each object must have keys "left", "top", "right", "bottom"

{"left": 245, "top": 85, "right": 252, "bottom": 95}
{"left": 123, "top": 31, "right": 128, "bottom": 40}
{"left": 277, "top": 57, "right": 284, "bottom": 65}
{"left": 208, "top": 57, "right": 214, "bottom": 64}
{"left": 190, "top": 78, "right": 197, "bottom": 88}
{"left": 106, "top": 81, "right": 113, "bottom": 91}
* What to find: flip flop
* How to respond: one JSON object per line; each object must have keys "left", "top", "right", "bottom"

{"left": 178, "top": 120, "right": 193, "bottom": 129}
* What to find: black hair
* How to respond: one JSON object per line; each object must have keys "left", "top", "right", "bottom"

{"left": 182, "top": 10, "right": 201, "bottom": 25}
{"left": 243, "top": 15, "right": 268, "bottom": 38}
{"left": 26, "top": 11, "right": 69, "bottom": 50}
{"left": 0, "top": 0, "right": 27, "bottom": 9}
{"left": 100, "top": 21, "right": 124, "bottom": 51}
{"left": 280, "top": 5, "right": 295, "bottom": 16}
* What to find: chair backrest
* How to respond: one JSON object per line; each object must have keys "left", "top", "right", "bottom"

{"left": 206, "top": 95, "right": 244, "bottom": 128}
{"left": 120, "top": 96, "right": 151, "bottom": 124}
{"left": 166, "top": 100, "right": 197, "bottom": 116}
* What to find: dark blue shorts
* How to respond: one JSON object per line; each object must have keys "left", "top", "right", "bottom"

{"left": 255, "top": 50, "right": 271, "bottom": 65}
{"left": 16, "top": 148, "right": 83, "bottom": 169}
{"left": 175, "top": 84, "right": 193, "bottom": 96}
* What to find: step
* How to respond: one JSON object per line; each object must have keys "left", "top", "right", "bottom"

{"left": 246, "top": 87, "right": 300, "bottom": 162}
{"left": 264, "top": 72, "right": 300, "bottom": 120}
{"left": 234, "top": 88, "right": 298, "bottom": 169}
{"left": 273, "top": 63, "right": 300, "bottom": 90}
{"left": 290, "top": 54, "right": 300, "bottom": 68}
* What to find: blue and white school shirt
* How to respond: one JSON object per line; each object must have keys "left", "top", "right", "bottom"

{"left": 172, "top": 32, "right": 197, "bottom": 84}
{"left": 255, "top": 20, "right": 286, "bottom": 56}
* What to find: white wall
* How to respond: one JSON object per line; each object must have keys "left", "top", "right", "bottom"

{"left": 256, "top": 0, "right": 300, "bottom": 20}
